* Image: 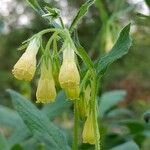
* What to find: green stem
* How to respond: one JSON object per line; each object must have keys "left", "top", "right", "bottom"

{"left": 91, "top": 71, "right": 100, "bottom": 150}
{"left": 59, "top": 17, "right": 65, "bottom": 29}
{"left": 73, "top": 100, "right": 79, "bottom": 150}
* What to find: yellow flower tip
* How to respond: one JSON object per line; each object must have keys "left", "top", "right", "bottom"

{"left": 82, "top": 113, "right": 99, "bottom": 144}
{"left": 36, "top": 79, "right": 56, "bottom": 103}
{"left": 36, "top": 60, "right": 57, "bottom": 103}
{"left": 59, "top": 46, "right": 80, "bottom": 100}
{"left": 12, "top": 37, "right": 40, "bottom": 81}
{"left": 65, "top": 85, "right": 80, "bottom": 100}
{"left": 12, "top": 52, "right": 36, "bottom": 81}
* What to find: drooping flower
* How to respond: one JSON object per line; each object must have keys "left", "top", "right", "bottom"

{"left": 59, "top": 43, "right": 80, "bottom": 100}
{"left": 12, "top": 37, "right": 40, "bottom": 81}
{"left": 36, "top": 59, "right": 56, "bottom": 103}
{"left": 78, "top": 85, "right": 91, "bottom": 119}
{"left": 82, "top": 112, "right": 100, "bottom": 144}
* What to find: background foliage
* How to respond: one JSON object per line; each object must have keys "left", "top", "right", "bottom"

{"left": 0, "top": 0, "right": 150, "bottom": 150}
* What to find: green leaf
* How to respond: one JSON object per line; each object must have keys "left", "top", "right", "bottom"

{"left": 26, "top": 0, "right": 44, "bottom": 14}
{"left": 26, "top": 0, "right": 60, "bottom": 28}
{"left": 96, "top": 24, "right": 132, "bottom": 77}
{"left": 143, "top": 110, "right": 150, "bottom": 123}
{"left": 8, "top": 126, "right": 30, "bottom": 147}
{"left": 7, "top": 89, "right": 70, "bottom": 150}
{"left": 99, "top": 90, "right": 127, "bottom": 117}
{"left": 145, "top": 0, "right": 150, "bottom": 8}
{"left": 119, "top": 120, "right": 145, "bottom": 134}
{"left": 0, "top": 133, "right": 9, "bottom": 150}
{"left": 10, "top": 144, "right": 24, "bottom": 150}
{"left": 0, "top": 105, "right": 24, "bottom": 128}
{"left": 0, "top": 105, "right": 31, "bottom": 147}
{"left": 106, "top": 108, "right": 133, "bottom": 118}
{"left": 110, "top": 141, "right": 140, "bottom": 150}
{"left": 70, "top": 0, "right": 95, "bottom": 32}
{"left": 42, "top": 91, "right": 71, "bottom": 120}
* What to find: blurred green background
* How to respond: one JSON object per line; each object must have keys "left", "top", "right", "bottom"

{"left": 0, "top": 0, "right": 150, "bottom": 150}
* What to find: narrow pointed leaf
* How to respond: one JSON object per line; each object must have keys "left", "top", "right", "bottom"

{"left": 97, "top": 24, "right": 132, "bottom": 77}
{"left": 7, "top": 90, "right": 70, "bottom": 150}
{"left": 70, "top": 0, "right": 95, "bottom": 32}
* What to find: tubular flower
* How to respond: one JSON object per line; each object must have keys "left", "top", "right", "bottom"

{"left": 12, "top": 37, "right": 40, "bottom": 81}
{"left": 36, "top": 60, "right": 56, "bottom": 103}
{"left": 82, "top": 112, "right": 99, "bottom": 144}
{"left": 78, "top": 85, "right": 91, "bottom": 119}
{"left": 59, "top": 44, "right": 80, "bottom": 100}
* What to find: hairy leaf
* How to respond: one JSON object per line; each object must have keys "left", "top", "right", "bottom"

{"left": 99, "top": 90, "right": 127, "bottom": 117}
{"left": 26, "top": 0, "right": 60, "bottom": 28}
{"left": 0, "top": 105, "right": 24, "bottom": 128}
{"left": 7, "top": 90, "right": 70, "bottom": 150}
{"left": 42, "top": 91, "right": 71, "bottom": 120}
{"left": 110, "top": 141, "right": 140, "bottom": 150}
{"left": 0, "top": 133, "right": 9, "bottom": 150}
{"left": 96, "top": 24, "right": 132, "bottom": 77}
{"left": 70, "top": 0, "right": 95, "bottom": 32}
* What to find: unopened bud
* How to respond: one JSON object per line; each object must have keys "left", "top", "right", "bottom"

{"left": 12, "top": 37, "right": 40, "bottom": 81}
{"left": 36, "top": 59, "right": 56, "bottom": 103}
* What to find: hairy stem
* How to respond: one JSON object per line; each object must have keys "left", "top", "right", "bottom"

{"left": 73, "top": 100, "right": 79, "bottom": 150}
{"left": 91, "top": 71, "right": 100, "bottom": 150}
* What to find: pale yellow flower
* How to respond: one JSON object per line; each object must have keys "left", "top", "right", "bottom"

{"left": 36, "top": 60, "right": 56, "bottom": 103}
{"left": 65, "top": 85, "right": 80, "bottom": 100}
{"left": 59, "top": 44, "right": 80, "bottom": 100}
{"left": 12, "top": 37, "right": 40, "bottom": 81}
{"left": 105, "top": 35, "right": 113, "bottom": 53}
{"left": 82, "top": 112, "right": 99, "bottom": 144}
{"left": 78, "top": 85, "right": 91, "bottom": 119}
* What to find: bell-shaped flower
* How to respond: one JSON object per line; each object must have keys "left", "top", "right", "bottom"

{"left": 36, "top": 59, "right": 56, "bottom": 103}
{"left": 12, "top": 37, "right": 40, "bottom": 81}
{"left": 78, "top": 85, "right": 91, "bottom": 119}
{"left": 82, "top": 112, "right": 100, "bottom": 144}
{"left": 59, "top": 44, "right": 80, "bottom": 100}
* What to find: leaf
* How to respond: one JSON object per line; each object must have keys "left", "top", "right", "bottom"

{"left": 106, "top": 108, "right": 133, "bottom": 118}
{"left": 7, "top": 89, "right": 70, "bottom": 150}
{"left": 143, "top": 110, "right": 150, "bottom": 123}
{"left": 0, "top": 105, "right": 31, "bottom": 147}
{"left": 96, "top": 24, "right": 132, "bottom": 77}
{"left": 0, "top": 133, "right": 9, "bottom": 150}
{"left": 26, "top": 0, "right": 60, "bottom": 28}
{"left": 8, "top": 126, "right": 30, "bottom": 147}
{"left": 26, "top": 0, "right": 44, "bottom": 14}
{"left": 119, "top": 120, "right": 145, "bottom": 134}
{"left": 99, "top": 90, "right": 127, "bottom": 117}
{"left": 0, "top": 105, "right": 24, "bottom": 128}
{"left": 70, "top": 0, "right": 95, "bottom": 32}
{"left": 145, "top": 0, "right": 150, "bottom": 8}
{"left": 110, "top": 141, "right": 140, "bottom": 150}
{"left": 42, "top": 91, "right": 71, "bottom": 120}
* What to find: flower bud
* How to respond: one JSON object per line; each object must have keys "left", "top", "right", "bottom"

{"left": 36, "top": 60, "right": 56, "bottom": 103}
{"left": 12, "top": 37, "right": 40, "bottom": 81}
{"left": 78, "top": 85, "right": 91, "bottom": 119}
{"left": 82, "top": 112, "right": 99, "bottom": 144}
{"left": 105, "top": 35, "right": 113, "bottom": 53}
{"left": 59, "top": 44, "right": 80, "bottom": 100}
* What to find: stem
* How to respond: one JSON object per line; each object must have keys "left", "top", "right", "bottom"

{"left": 59, "top": 17, "right": 65, "bottom": 29}
{"left": 73, "top": 100, "right": 79, "bottom": 150}
{"left": 91, "top": 71, "right": 100, "bottom": 150}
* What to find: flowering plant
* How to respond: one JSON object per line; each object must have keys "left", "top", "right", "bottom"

{"left": 8, "top": 0, "right": 132, "bottom": 150}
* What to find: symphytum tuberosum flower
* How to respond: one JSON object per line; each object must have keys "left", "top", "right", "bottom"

{"left": 78, "top": 85, "right": 91, "bottom": 119}
{"left": 36, "top": 59, "right": 56, "bottom": 103}
{"left": 59, "top": 43, "right": 80, "bottom": 100}
{"left": 12, "top": 37, "right": 40, "bottom": 81}
{"left": 82, "top": 112, "right": 100, "bottom": 144}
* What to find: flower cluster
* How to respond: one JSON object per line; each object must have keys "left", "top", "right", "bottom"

{"left": 12, "top": 31, "right": 99, "bottom": 145}
{"left": 12, "top": 35, "right": 80, "bottom": 103}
